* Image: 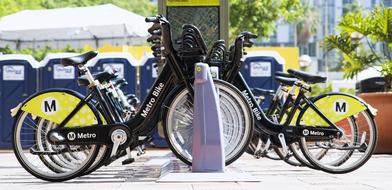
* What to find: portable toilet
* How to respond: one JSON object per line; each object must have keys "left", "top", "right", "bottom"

{"left": 87, "top": 52, "right": 137, "bottom": 95}
{"left": 39, "top": 53, "right": 87, "bottom": 94}
{"left": 240, "top": 51, "right": 285, "bottom": 108}
{"left": 139, "top": 53, "right": 158, "bottom": 102}
{"left": 0, "top": 54, "right": 40, "bottom": 148}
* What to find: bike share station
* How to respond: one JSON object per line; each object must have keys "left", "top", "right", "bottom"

{"left": 156, "top": 0, "right": 257, "bottom": 182}
{"left": 2, "top": 0, "right": 381, "bottom": 185}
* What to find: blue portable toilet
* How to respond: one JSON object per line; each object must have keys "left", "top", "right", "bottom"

{"left": 139, "top": 53, "right": 158, "bottom": 102}
{"left": 39, "top": 53, "right": 87, "bottom": 94}
{"left": 0, "top": 54, "right": 40, "bottom": 148}
{"left": 240, "top": 51, "right": 285, "bottom": 108}
{"left": 87, "top": 52, "right": 137, "bottom": 95}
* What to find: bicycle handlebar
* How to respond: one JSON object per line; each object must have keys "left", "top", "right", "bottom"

{"left": 224, "top": 31, "right": 257, "bottom": 82}
{"left": 148, "top": 23, "right": 161, "bottom": 34}
{"left": 145, "top": 17, "right": 159, "bottom": 23}
{"left": 145, "top": 15, "right": 173, "bottom": 54}
{"left": 232, "top": 31, "right": 258, "bottom": 63}
{"left": 147, "top": 34, "right": 161, "bottom": 43}
{"left": 240, "top": 31, "right": 257, "bottom": 39}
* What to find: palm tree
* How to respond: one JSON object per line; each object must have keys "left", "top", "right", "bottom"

{"left": 323, "top": 5, "right": 392, "bottom": 91}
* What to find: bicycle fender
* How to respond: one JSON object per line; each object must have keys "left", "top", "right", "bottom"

{"left": 17, "top": 89, "right": 98, "bottom": 127}
{"left": 298, "top": 92, "right": 373, "bottom": 126}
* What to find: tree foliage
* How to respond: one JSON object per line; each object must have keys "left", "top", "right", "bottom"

{"left": 323, "top": 5, "right": 392, "bottom": 91}
{"left": 0, "top": 45, "right": 81, "bottom": 60}
{"left": 230, "top": 0, "right": 307, "bottom": 40}
{"left": 0, "top": 0, "right": 156, "bottom": 17}
{"left": 2, "top": 0, "right": 308, "bottom": 40}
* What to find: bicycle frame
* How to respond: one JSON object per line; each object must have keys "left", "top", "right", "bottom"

{"left": 47, "top": 19, "right": 199, "bottom": 149}
{"left": 233, "top": 73, "right": 343, "bottom": 140}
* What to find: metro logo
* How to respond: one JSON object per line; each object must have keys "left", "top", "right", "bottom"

{"left": 333, "top": 99, "right": 348, "bottom": 115}
{"left": 41, "top": 97, "right": 59, "bottom": 115}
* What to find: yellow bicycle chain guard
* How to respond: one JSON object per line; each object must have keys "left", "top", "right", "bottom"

{"left": 21, "top": 91, "right": 98, "bottom": 127}
{"left": 295, "top": 94, "right": 367, "bottom": 126}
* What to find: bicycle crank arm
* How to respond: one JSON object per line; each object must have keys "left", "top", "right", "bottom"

{"left": 254, "top": 138, "right": 271, "bottom": 158}
{"left": 136, "top": 146, "right": 146, "bottom": 156}
{"left": 278, "top": 133, "right": 289, "bottom": 157}
{"left": 110, "top": 129, "right": 129, "bottom": 158}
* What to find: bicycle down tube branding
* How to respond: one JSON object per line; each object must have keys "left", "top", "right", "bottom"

{"left": 141, "top": 82, "right": 165, "bottom": 118}
{"left": 241, "top": 89, "right": 262, "bottom": 121}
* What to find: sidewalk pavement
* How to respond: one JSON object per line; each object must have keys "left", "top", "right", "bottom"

{"left": 0, "top": 149, "right": 391, "bottom": 190}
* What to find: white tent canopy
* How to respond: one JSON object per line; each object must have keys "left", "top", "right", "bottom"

{"left": 0, "top": 4, "right": 150, "bottom": 49}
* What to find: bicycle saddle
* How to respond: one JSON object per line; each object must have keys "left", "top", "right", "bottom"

{"left": 240, "top": 31, "right": 257, "bottom": 47}
{"left": 113, "top": 78, "right": 128, "bottom": 88}
{"left": 275, "top": 76, "right": 297, "bottom": 86}
{"left": 251, "top": 88, "right": 274, "bottom": 96}
{"left": 61, "top": 51, "right": 98, "bottom": 67}
{"left": 77, "top": 71, "right": 118, "bottom": 86}
{"left": 275, "top": 71, "right": 295, "bottom": 78}
{"left": 287, "top": 69, "right": 326, "bottom": 84}
{"left": 95, "top": 71, "right": 118, "bottom": 83}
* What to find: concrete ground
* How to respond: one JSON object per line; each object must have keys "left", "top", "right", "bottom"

{"left": 0, "top": 149, "right": 391, "bottom": 190}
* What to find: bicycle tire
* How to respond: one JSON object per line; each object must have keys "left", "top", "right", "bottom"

{"left": 162, "top": 80, "right": 254, "bottom": 166}
{"left": 299, "top": 109, "right": 377, "bottom": 174}
{"left": 13, "top": 111, "right": 100, "bottom": 182}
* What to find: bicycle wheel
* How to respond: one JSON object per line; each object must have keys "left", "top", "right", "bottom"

{"left": 289, "top": 117, "right": 358, "bottom": 170}
{"left": 35, "top": 118, "right": 69, "bottom": 173}
{"left": 37, "top": 114, "right": 109, "bottom": 176}
{"left": 13, "top": 111, "right": 99, "bottom": 182}
{"left": 163, "top": 80, "right": 254, "bottom": 165}
{"left": 299, "top": 109, "right": 377, "bottom": 173}
{"left": 246, "top": 131, "right": 281, "bottom": 160}
{"left": 35, "top": 119, "right": 81, "bottom": 173}
{"left": 289, "top": 142, "right": 318, "bottom": 169}
{"left": 273, "top": 145, "right": 303, "bottom": 167}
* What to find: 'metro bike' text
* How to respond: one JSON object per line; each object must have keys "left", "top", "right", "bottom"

{"left": 141, "top": 83, "right": 164, "bottom": 118}
{"left": 242, "top": 90, "right": 262, "bottom": 120}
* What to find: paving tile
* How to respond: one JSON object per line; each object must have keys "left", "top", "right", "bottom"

{"left": 0, "top": 150, "right": 391, "bottom": 190}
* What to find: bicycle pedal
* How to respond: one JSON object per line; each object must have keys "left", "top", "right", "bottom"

{"left": 104, "top": 156, "right": 118, "bottom": 166}
{"left": 253, "top": 150, "right": 262, "bottom": 159}
{"left": 122, "top": 158, "right": 135, "bottom": 165}
{"left": 137, "top": 152, "right": 146, "bottom": 156}
{"left": 136, "top": 146, "right": 146, "bottom": 156}
{"left": 359, "top": 142, "right": 368, "bottom": 152}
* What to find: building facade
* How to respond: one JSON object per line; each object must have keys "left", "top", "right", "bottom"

{"left": 260, "top": 0, "right": 385, "bottom": 75}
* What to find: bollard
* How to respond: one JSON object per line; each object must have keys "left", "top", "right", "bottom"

{"left": 158, "top": 64, "right": 258, "bottom": 182}
{"left": 192, "top": 63, "right": 224, "bottom": 172}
